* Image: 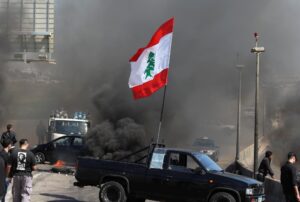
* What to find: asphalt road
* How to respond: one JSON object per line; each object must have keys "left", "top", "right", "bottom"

{"left": 4, "top": 164, "right": 157, "bottom": 202}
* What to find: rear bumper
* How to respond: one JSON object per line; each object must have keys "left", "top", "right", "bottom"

{"left": 245, "top": 195, "right": 265, "bottom": 202}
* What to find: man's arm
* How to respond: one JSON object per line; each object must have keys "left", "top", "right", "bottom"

{"left": 6, "top": 164, "right": 11, "bottom": 177}
{"left": 266, "top": 159, "right": 274, "bottom": 177}
{"left": 292, "top": 166, "right": 300, "bottom": 201}
{"left": 11, "top": 133, "right": 17, "bottom": 145}
{"left": 30, "top": 151, "right": 37, "bottom": 171}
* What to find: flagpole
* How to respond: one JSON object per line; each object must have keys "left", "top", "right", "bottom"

{"left": 156, "top": 85, "right": 168, "bottom": 145}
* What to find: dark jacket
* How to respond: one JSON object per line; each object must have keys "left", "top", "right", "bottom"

{"left": 0, "top": 157, "right": 5, "bottom": 197}
{"left": 281, "top": 161, "right": 298, "bottom": 196}
{"left": 1, "top": 131, "right": 17, "bottom": 145}
{"left": 258, "top": 157, "right": 274, "bottom": 177}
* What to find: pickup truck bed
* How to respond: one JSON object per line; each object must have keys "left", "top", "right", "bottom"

{"left": 75, "top": 157, "right": 147, "bottom": 187}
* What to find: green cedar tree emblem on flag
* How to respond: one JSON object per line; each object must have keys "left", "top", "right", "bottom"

{"left": 144, "top": 51, "right": 155, "bottom": 79}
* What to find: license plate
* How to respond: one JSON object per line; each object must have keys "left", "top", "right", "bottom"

{"left": 257, "top": 196, "right": 264, "bottom": 202}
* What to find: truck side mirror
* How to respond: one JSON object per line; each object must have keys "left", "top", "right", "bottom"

{"left": 195, "top": 167, "right": 206, "bottom": 175}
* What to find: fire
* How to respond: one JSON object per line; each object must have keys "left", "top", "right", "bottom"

{"left": 53, "top": 160, "right": 65, "bottom": 168}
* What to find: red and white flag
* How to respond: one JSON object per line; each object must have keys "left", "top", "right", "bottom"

{"left": 129, "top": 18, "right": 174, "bottom": 99}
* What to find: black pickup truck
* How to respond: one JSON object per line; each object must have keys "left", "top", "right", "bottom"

{"left": 74, "top": 146, "right": 265, "bottom": 202}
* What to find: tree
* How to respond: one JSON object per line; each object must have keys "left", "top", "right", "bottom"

{"left": 144, "top": 51, "right": 155, "bottom": 79}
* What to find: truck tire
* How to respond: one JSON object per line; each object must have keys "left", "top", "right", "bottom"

{"left": 35, "top": 152, "right": 45, "bottom": 164}
{"left": 127, "top": 197, "right": 145, "bottom": 202}
{"left": 99, "top": 181, "right": 127, "bottom": 202}
{"left": 209, "top": 192, "right": 236, "bottom": 202}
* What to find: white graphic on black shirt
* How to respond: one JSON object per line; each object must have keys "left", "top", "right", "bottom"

{"left": 17, "top": 152, "right": 27, "bottom": 171}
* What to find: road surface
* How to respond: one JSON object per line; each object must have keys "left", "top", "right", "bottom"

{"left": 5, "top": 164, "right": 157, "bottom": 202}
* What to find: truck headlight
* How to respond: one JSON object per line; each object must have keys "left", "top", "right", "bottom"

{"left": 246, "top": 188, "right": 254, "bottom": 195}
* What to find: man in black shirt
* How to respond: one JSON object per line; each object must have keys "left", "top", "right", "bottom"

{"left": 0, "top": 157, "right": 6, "bottom": 201}
{"left": 257, "top": 150, "right": 274, "bottom": 181}
{"left": 8, "top": 139, "right": 36, "bottom": 202}
{"left": 1, "top": 124, "right": 17, "bottom": 146}
{"left": 0, "top": 139, "right": 12, "bottom": 202}
{"left": 281, "top": 152, "right": 300, "bottom": 202}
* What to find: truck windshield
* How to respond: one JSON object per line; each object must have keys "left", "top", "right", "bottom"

{"left": 52, "top": 121, "right": 88, "bottom": 135}
{"left": 194, "top": 153, "right": 222, "bottom": 172}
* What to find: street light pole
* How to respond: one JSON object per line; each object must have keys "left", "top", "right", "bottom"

{"left": 251, "top": 33, "right": 265, "bottom": 178}
{"left": 236, "top": 63, "right": 244, "bottom": 161}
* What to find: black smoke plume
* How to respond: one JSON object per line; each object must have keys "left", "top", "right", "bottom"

{"left": 52, "top": 0, "right": 300, "bottom": 160}
{"left": 266, "top": 94, "right": 300, "bottom": 165}
{"left": 85, "top": 118, "right": 146, "bottom": 160}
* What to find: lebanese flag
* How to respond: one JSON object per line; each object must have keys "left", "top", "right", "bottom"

{"left": 129, "top": 18, "right": 174, "bottom": 99}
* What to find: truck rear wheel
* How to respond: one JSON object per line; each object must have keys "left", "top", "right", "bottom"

{"left": 127, "top": 197, "right": 145, "bottom": 202}
{"left": 99, "top": 181, "right": 127, "bottom": 202}
{"left": 209, "top": 192, "right": 236, "bottom": 202}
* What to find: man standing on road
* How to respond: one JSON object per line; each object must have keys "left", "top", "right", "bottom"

{"left": 0, "top": 139, "right": 12, "bottom": 202}
{"left": 281, "top": 152, "right": 300, "bottom": 202}
{"left": 1, "top": 124, "right": 17, "bottom": 146}
{"left": 7, "top": 139, "right": 36, "bottom": 202}
{"left": 257, "top": 150, "right": 274, "bottom": 182}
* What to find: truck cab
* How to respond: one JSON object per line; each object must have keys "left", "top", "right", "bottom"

{"left": 146, "top": 148, "right": 264, "bottom": 202}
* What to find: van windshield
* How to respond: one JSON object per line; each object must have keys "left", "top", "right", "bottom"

{"left": 51, "top": 121, "right": 88, "bottom": 135}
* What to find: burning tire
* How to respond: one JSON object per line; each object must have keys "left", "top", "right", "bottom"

{"left": 99, "top": 181, "right": 127, "bottom": 202}
{"left": 209, "top": 192, "right": 236, "bottom": 202}
{"left": 35, "top": 152, "right": 45, "bottom": 164}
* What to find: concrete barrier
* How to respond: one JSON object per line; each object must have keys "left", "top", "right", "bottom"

{"left": 225, "top": 161, "right": 285, "bottom": 202}
{"left": 226, "top": 137, "right": 286, "bottom": 201}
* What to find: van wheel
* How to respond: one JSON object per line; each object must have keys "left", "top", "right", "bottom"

{"left": 209, "top": 192, "right": 236, "bottom": 202}
{"left": 99, "top": 181, "right": 127, "bottom": 202}
{"left": 35, "top": 152, "right": 45, "bottom": 164}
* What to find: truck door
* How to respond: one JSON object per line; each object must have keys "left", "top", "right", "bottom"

{"left": 160, "top": 152, "right": 210, "bottom": 201}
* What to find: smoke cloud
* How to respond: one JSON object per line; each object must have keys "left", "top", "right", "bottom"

{"left": 85, "top": 118, "right": 146, "bottom": 160}
{"left": 0, "top": 11, "right": 10, "bottom": 125}
{"left": 2, "top": 0, "right": 300, "bottom": 159}
{"left": 53, "top": 0, "right": 300, "bottom": 160}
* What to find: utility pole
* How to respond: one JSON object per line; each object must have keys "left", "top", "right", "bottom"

{"left": 251, "top": 33, "right": 265, "bottom": 178}
{"left": 235, "top": 63, "right": 245, "bottom": 161}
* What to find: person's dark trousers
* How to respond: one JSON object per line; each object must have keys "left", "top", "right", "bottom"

{"left": 1, "top": 179, "right": 10, "bottom": 202}
{"left": 284, "top": 193, "right": 298, "bottom": 202}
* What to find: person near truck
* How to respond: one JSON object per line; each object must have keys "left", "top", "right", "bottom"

{"left": 0, "top": 139, "right": 12, "bottom": 202}
{"left": 281, "top": 152, "right": 300, "bottom": 202}
{"left": 1, "top": 124, "right": 17, "bottom": 146}
{"left": 257, "top": 150, "right": 274, "bottom": 181}
{"left": 7, "top": 139, "right": 36, "bottom": 202}
{"left": 0, "top": 156, "right": 6, "bottom": 201}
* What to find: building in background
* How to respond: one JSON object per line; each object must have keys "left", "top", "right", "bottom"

{"left": 0, "top": 0, "right": 55, "bottom": 63}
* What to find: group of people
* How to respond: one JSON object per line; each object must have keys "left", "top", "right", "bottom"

{"left": 258, "top": 150, "right": 300, "bottom": 202}
{"left": 0, "top": 124, "right": 36, "bottom": 202}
